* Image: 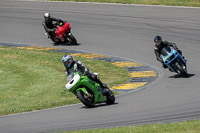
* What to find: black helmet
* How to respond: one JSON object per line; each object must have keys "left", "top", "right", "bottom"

{"left": 154, "top": 36, "right": 162, "bottom": 45}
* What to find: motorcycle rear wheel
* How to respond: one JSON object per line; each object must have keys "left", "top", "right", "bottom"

{"left": 106, "top": 90, "right": 115, "bottom": 105}
{"left": 76, "top": 90, "right": 95, "bottom": 108}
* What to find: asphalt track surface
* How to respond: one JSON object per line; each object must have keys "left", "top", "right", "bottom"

{"left": 0, "top": 1, "right": 200, "bottom": 133}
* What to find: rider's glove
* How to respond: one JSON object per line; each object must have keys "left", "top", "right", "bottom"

{"left": 83, "top": 72, "right": 88, "bottom": 76}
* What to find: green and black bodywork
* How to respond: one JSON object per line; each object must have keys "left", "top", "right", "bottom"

{"left": 65, "top": 71, "right": 115, "bottom": 108}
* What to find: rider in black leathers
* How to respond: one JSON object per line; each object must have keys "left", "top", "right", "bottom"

{"left": 42, "top": 13, "right": 59, "bottom": 43}
{"left": 154, "top": 36, "right": 186, "bottom": 69}
{"left": 62, "top": 55, "right": 109, "bottom": 95}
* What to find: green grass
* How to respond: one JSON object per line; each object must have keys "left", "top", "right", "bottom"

{"left": 0, "top": 47, "right": 129, "bottom": 116}
{"left": 58, "top": 120, "right": 200, "bottom": 133}
{"left": 49, "top": 0, "right": 200, "bottom": 7}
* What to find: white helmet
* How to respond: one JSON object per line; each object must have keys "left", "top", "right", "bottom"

{"left": 44, "top": 13, "right": 50, "bottom": 18}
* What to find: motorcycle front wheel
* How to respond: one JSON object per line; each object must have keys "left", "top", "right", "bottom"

{"left": 106, "top": 90, "right": 115, "bottom": 105}
{"left": 66, "top": 33, "right": 77, "bottom": 45}
{"left": 76, "top": 90, "right": 95, "bottom": 108}
{"left": 175, "top": 60, "right": 188, "bottom": 77}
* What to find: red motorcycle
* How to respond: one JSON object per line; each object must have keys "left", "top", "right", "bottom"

{"left": 43, "top": 19, "right": 77, "bottom": 45}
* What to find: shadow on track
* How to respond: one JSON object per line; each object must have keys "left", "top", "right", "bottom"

{"left": 81, "top": 102, "right": 118, "bottom": 109}
{"left": 53, "top": 42, "right": 81, "bottom": 46}
{"left": 169, "top": 73, "right": 195, "bottom": 79}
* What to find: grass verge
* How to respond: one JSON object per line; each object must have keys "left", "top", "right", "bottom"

{"left": 49, "top": 0, "right": 200, "bottom": 7}
{"left": 0, "top": 47, "right": 129, "bottom": 116}
{"left": 58, "top": 120, "right": 200, "bottom": 133}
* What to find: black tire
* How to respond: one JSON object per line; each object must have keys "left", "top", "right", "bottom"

{"left": 67, "top": 34, "right": 77, "bottom": 45}
{"left": 76, "top": 90, "right": 95, "bottom": 108}
{"left": 51, "top": 37, "right": 60, "bottom": 44}
{"left": 49, "top": 33, "right": 60, "bottom": 44}
{"left": 175, "top": 60, "right": 188, "bottom": 77}
{"left": 106, "top": 90, "right": 115, "bottom": 105}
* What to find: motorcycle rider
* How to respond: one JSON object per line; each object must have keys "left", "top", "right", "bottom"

{"left": 154, "top": 36, "right": 186, "bottom": 69}
{"left": 62, "top": 55, "right": 109, "bottom": 95}
{"left": 42, "top": 13, "right": 59, "bottom": 43}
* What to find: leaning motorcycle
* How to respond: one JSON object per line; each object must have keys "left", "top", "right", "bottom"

{"left": 161, "top": 46, "right": 188, "bottom": 77}
{"left": 65, "top": 71, "right": 115, "bottom": 108}
{"left": 43, "top": 19, "right": 77, "bottom": 45}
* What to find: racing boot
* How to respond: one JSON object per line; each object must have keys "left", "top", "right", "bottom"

{"left": 45, "top": 32, "right": 50, "bottom": 39}
{"left": 162, "top": 63, "right": 168, "bottom": 69}
{"left": 169, "top": 68, "right": 173, "bottom": 72}
{"left": 183, "top": 56, "right": 187, "bottom": 62}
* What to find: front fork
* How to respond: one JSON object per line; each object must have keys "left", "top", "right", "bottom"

{"left": 63, "top": 30, "right": 72, "bottom": 41}
{"left": 76, "top": 88, "right": 88, "bottom": 95}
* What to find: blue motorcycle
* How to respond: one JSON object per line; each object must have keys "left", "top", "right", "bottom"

{"left": 161, "top": 46, "right": 188, "bottom": 77}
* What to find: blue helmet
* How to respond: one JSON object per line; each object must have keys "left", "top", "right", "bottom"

{"left": 62, "top": 55, "right": 73, "bottom": 68}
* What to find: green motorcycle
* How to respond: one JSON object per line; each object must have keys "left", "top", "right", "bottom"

{"left": 65, "top": 71, "right": 115, "bottom": 108}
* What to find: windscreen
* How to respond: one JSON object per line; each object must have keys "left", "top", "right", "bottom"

{"left": 56, "top": 20, "right": 65, "bottom": 27}
{"left": 161, "top": 47, "right": 171, "bottom": 56}
{"left": 67, "top": 73, "right": 74, "bottom": 82}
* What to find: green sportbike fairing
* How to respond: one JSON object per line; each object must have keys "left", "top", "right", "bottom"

{"left": 65, "top": 71, "right": 115, "bottom": 108}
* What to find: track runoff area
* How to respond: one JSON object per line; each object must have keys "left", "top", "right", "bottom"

{"left": 0, "top": 42, "right": 158, "bottom": 93}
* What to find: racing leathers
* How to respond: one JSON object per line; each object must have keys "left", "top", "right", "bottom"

{"left": 65, "top": 60, "right": 108, "bottom": 93}
{"left": 42, "top": 17, "right": 59, "bottom": 43}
